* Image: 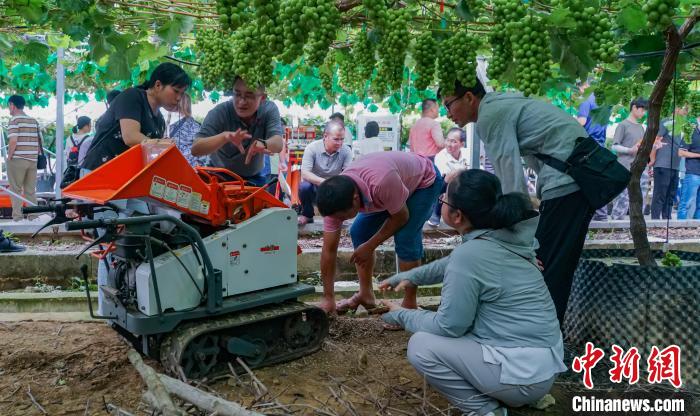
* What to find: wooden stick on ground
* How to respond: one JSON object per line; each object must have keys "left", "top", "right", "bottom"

{"left": 26, "top": 386, "right": 47, "bottom": 415}
{"left": 126, "top": 348, "right": 182, "bottom": 416}
{"left": 159, "top": 373, "right": 265, "bottom": 416}
{"left": 234, "top": 358, "right": 268, "bottom": 397}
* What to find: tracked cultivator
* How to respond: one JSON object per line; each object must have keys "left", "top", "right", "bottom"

{"left": 26, "top": 142, "right": 328, "bottom": 379}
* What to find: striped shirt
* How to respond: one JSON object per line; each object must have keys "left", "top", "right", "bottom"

{"left": 8, "top": 115, "right": 41, "bottom": 162}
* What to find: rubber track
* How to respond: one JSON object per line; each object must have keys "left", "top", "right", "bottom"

{"left": 159, "top": 301, "right": 326, "bottom": 378}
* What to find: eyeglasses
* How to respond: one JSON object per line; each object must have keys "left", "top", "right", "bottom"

{"left": 444, "top": 92, "right": 466, "bottom": 113}
{"left": 232, "top": 91, "right": 262, "bottom": 102}
{"left": 439, "top": 195, "right": 459, "bottom": 210}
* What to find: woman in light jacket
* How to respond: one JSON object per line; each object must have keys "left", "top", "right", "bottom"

{"left": 380, "top": 169, "right": 565, "bottom": 416}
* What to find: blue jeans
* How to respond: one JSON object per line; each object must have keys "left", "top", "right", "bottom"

{"left": 677, "top": 173, "right": 700, "bottom": 219}
{"left": 350, "top": 166, "right": 444, "bottom": 262}
{"left": 298, "top": 181, "right": 317, "bottom": 220}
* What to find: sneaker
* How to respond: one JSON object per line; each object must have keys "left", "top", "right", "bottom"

{"left": 465, "top": 408, "right": 507, "bottom": 416}
{"left": 297, "top": 216, "right": 314, "bottom": 227}
{"left": 0, "top": 230, "right": 25, "bottom": 253}
{"left": 427, "top": 214, "right": 440, "bottom": 227}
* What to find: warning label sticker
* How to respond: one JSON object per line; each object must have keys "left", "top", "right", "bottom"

{"left": 177, "top": 185, "right": 192, "bottom": 208}
{"left": 200, "top": 201, "right": 210, "bottom": 215}
{"left": 150, "top": 176, "right": 166, "bottom": 199}
{"left": 164, "top": 181, "right": 179, "bottom": 203}
{"left": 229, "top": 250, "right": 240, "bottom": 266}
{"left": 190, "top": 192, "right": 202, "bottom": 213}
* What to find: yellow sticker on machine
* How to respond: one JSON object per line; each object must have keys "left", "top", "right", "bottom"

{"left": 177, "top": 185, "right": 192, "bottom": 208}
{"left": 150, "top": 176, "right": 166, "bottom": 199}
{"left": 190, "top": 192, "right": 202, "bottom": 213}
{"left": 164, "top": 181, "right": 179, "bottom": 204}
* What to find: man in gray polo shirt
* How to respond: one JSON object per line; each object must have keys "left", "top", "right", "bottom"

{"left": 298, "top": 121, "right": 352, "bottom": 225}
{"left": 191, "top": 77, "right": 284, "bottom": 186}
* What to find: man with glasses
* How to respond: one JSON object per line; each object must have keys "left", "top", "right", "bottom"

{"left": 439, "top": 78, "right": 594, "bottom": 325}
{"left": 192, "top": 77, "right": 284, "bottom": 186}
{"left": 298, "top": 120, "right": 352, "bottom": 226}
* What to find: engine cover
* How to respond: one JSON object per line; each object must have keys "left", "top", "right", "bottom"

{"left": 136, "top": 208, "right": 298, "bottom": 316}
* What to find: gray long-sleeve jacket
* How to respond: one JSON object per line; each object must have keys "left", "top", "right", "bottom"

{"left": 476, "top": 92, "right": 587, "bottom": 201}
{"left": 383, "top": 213, "right": 561, "bottom": 349}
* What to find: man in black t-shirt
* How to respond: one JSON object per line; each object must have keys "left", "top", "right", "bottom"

{"left": 191, "top": 77, "right": 284, "bottom": 186}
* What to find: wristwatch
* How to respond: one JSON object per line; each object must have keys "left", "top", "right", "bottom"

{"left": 256, "top": 138, "right": 268, "bottom": 149}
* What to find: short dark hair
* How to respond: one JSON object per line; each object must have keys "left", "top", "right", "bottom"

{"left": 106, "top": 90, "right": 121, "bottom": 105}
{"left": 630, "top": 97, "right": 648, "bottom": 111}
{"left": 329, "top": 112, "right": 345, "bottom": 122}
{"left": 447, "top": 127, "right": 466, "bottom": 142}
{"left": 447, "top": 169, "right": 533, "bottom": 230}
{"left": 316, "top": 175, "right": 357, "bottom": 216}
{"left": 8, "top": 95, "right": 25, "bottom": 110}
{"left": 365, "top": 121, "right": 379, "bottom": 138}
{"left": 141, "top": 62, "right": 191, "bottom": 90}
{"left": 422, "top": 99, "right": 437, "bottom": 113}
{"left": 437, "top": 78, "right": 487, "bottom": 100}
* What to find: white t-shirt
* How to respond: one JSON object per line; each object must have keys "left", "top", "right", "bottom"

{"left": 434, "top": 147, "right": 469, "bottom": 176}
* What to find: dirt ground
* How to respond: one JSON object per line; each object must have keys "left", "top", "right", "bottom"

{"left": 0, "top": 318, "right": 697, "bottom": 416}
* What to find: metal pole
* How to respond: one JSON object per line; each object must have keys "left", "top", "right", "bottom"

{"left": 55, "top": 47, "right": 65, "bottom": 197}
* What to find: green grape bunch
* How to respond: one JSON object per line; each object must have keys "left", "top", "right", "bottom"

{"left": 364, "top": 0, "right": 389, "bottom": 30}
{"left": 661, "top": 78, "right": 690, "bottom": 118}
{"left": 352, "top": 30, "right": 376, "bottom": 88}
{"left": 412, "top": 31, "right": 438, "bottom": 91}
{"left": 488, "top": 0, "right": 527, "bottom": 82}
{"left": 319, "top": 51, "right": 336, "bottom": 95}
{"left": 279, "top": 0, "right": 312, "bottom": 63}
{"left": 304, "top": 0, "right": 341, "bottom": 67}
{"left": 437, "top": 30, "right": 480, "bottom": 97}
{"left": 216, "top": 0, "right": 249, "bottom": 30}
{"left": 195, "top": 29, "right": 235, "bottom": 91}
{"left": 689, "top": 91, "right": 700, "bottom": 119}
{"left": 508, "top": 13, "right": 552, "bottom": 96}
{"left": 642, "top": 0, "right": 679, "bottom": 31}
{"left": 231, "top": 24, "right": 275, "bottom": 88}
{"left": 374, "top": 8, "right": 411, "bottom": 96}
{"left": 253, "top": 0, "right": 283, "bottom": 56}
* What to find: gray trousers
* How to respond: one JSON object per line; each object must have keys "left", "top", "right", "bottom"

{"left": 407, "top": 332, "right": 556, "bottom": 416}
{"left": 612, "top": 170, "right": 649, "bottom": 220}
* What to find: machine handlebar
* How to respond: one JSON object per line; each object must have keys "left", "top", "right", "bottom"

{"left": 65, "top": 219, "right": 107, "bottom": 231}
{"left": 22, "top": 205, "right": 56, "bottom": 214}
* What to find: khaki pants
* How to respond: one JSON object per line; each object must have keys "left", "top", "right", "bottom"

{"left": 7, "top": 158, "right": 37, "bottom": 221}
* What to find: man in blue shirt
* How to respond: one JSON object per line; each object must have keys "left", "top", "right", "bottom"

{"left": 577, "top": 81, "right": 609, "bottom": 221}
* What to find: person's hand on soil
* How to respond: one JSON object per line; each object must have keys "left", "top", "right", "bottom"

{"left": 223, "top": 128, "right": 250, "bottom": 154}
{"left": 379, "top": 278, "right": 416, "bottom": 293}
{"left": 350, "top": 242, "right": 374, "bottom": 267}
{"left": 380, "top": 299, "right": 404, "bottom": 313}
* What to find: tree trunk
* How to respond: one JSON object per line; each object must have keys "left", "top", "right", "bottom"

{"left": 159, "top": 374, "right": 265, "bottom": 416}
{"left": 127, "top": 349, "right": 183, "bottom": 416}
{"left": 629, "top": 11, "right": 698, "bottom": 266}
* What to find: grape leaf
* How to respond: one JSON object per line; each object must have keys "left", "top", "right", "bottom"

{"left": 89, "top": 31, "right": 114, "bottom": 62}
{"left": 105, "top": 53, "right": 130, "bottom": 81}
{"left": 157, "top": 15, "right": 194, "bottom": 46}
{"left": 617, "top": 6, "right": 647, "bottom": 33}
{"left": 22, "top": 41, "right": 50, "bottom": 66}
{"left": 548, "top": 8, "right": 577, "bottom": 29}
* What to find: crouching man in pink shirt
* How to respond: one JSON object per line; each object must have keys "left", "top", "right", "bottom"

{"left": 316, "top": 151, "right": 444, "bottom": 318}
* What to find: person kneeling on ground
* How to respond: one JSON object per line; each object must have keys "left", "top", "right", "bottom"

{"left": 379, "top": 169, "right": 565, "bottom": 416}
{"left": 316, "top": 151, "right": 444, "bottom": 315}
{"left": 298, "top": 120, "right": 352, "bottom": 226}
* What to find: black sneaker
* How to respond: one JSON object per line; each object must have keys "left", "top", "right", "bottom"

{"left": 0, "top": 230, "right": 25, "bottom": 253}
